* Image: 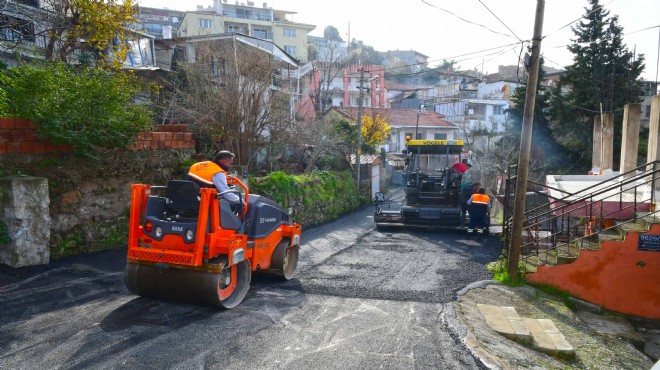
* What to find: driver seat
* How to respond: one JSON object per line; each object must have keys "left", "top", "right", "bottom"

{"left": 165, "top": 180, "right": 200, "bottom": 219}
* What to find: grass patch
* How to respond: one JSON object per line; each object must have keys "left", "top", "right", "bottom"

{"left": 53, "top": 233, "right": 84, "bottom": 259}
{"left": 531, "top": 283, "right": 577, "bottom": 310}
{"left": 487, "top": 250, "right": 527, "bottom": 286}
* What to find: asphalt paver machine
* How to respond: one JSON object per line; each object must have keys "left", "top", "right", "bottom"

{"left": 375, "top": 139, "right": 474, "bottom": 230}
{"left": 124, "top": 176, "right": 301, "bottom": 308}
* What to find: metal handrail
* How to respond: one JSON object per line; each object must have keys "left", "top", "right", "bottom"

{"left": 525, "top": 161, "right": 658, "bottom": 216}
{"left": 501, "top": 161, "right": 659, "bottom": 266}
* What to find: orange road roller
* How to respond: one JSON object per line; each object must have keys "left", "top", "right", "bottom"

{"left": 124, "top": 176, "right": 301, "bottom": 308}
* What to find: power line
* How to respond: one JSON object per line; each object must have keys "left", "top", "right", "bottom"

{"left": 420, "top": 0, "right": 519, "bottom": 40}
{"left": 544, "top": 24, "right": 660, "bottom": 49}
{"left": 477, "top": 0, "right": 522, "bottom": 41}
{"left": 541, "top": 0, "right": 614, "bottom": 41}
{"left": 381, "top": 41, "right": 523, "bottom": 74}
{"left": 542, "top": 56, "right": 645, "bottom": 91}
{"left": 550, "top": 93, "right": 624, "bottom": 114}
{"left": 385, "top": 43, "right": 521, "bottom": 78}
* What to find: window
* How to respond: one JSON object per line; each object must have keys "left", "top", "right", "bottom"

{"left": 142, "top": 23, "right": 162, "bottom": 34}
{"left": 227, "top": 25, "right": 240, "bottom": 34}
{"left": 283, "top": 28, "right": 296, "bottom": 37}
{"left": 237, "top": 8, "right": 251, "bottom": 19}
{"left": 434, "top": 133, "right": 447, "bottom": 140}
{"left": 211, "top": 57, "right": 225, "bottom": 76}
{"left": 252, "top": 28, "right": 267, "bottom": 38}
{"left": 284, "top": 45, "right": 296, "bottom": 55}
{"left": 199, "top": 18, "right": 213, "bottom": 28}
{"left": 0, "top": 15, "right": 35, "bottom": 42}
{"left": 493, "top": 105, "right": 503, "bottom": 115}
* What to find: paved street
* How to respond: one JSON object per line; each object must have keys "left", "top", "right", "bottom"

{"left": 0, "top": 203, "right": 501, "bottom": 369}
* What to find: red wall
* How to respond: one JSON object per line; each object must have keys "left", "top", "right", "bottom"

{"left": 527, "top": 224, "right": 660, "bottom": 319}
{"left": 0, "top": 118, "right": 195, "bottom": 154}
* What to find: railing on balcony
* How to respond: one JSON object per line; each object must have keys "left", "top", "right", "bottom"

{"left": 0, "top": 29, "right": 49, "bottom": 50}
{"left": 501, "top": 161, "right": 660, "bottom": 264}
{"left": 222, "top": 11, "right": 272, "bottom": 21}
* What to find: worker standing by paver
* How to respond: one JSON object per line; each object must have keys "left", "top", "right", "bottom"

{"left": 459, "top": 182, "right": 481, "bottom": 226}
{"left": 467, "top": 187, "right": 490, "bottom": 234}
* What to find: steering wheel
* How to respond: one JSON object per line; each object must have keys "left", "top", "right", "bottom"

{"left": 225, "top": 175, "right": 250, "bottom": 215}
{"left": 216, "top": 189, "right": 247, "bottom": 218}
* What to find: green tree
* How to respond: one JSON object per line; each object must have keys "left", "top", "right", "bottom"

{"left": 323, "top": 25, "right": 343, "bottom": 41}
{"left": 347, "top": 40, "right": 383, "bottom": 65}
{"left": 549, "top": 0, "right": 645, "bottom": 170}
{"left": 0, "top": 62, "right": 151, "bottom": 156}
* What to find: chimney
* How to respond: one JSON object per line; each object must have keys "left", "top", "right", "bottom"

{"left": 196, "top": 5, "right": 203, "bottom": 10}
{"left": 213, "top": 0, "right": 223, "bottom": 14}
{"left": 263, "top": 2, "right": 267, "bottom": 7}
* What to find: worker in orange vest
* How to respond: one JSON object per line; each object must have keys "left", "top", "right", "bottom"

{"left": 467, "top": 187, "right": 490, "bottom": 234}
{"left": 187, "top": 150, "right": 241, "bottom": 206}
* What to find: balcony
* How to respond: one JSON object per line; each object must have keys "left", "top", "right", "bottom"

{"left": 223, "top": 11, "right": 272, "bottom": 22}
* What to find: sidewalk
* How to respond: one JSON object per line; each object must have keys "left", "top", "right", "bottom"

{"left": 451, "top": 281, "right": 658, "bottom": 369}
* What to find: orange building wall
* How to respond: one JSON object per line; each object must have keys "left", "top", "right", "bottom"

{"left": 527, "top": 224, "right": 660, "bottom": 319}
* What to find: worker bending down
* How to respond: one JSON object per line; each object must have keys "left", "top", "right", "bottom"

{"left": 187, "top": 150, "right": 242, "bottom": 207}
{"left": 467, "top": 187, "right": 490, "bottom": 234}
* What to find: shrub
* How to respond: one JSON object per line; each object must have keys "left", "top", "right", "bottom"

{"left": 0, "top": 62, "right": 151, "bottom": 156}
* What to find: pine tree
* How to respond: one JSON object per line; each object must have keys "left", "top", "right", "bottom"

{"left": 549, "top": 0, "right": 645, "bottom": 171}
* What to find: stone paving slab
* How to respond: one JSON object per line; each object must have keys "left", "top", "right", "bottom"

{"left": 457, "top": 283, "right": 654, "bottom": 369}
{"left": 477, "top": 304, "right": 517, "bottom": 340}
{"left": 523, "top": 317, "right": 575, "bottom": 359}
{"left": 478, "top": 303, "right": 574, "bottom": 359}
{"left": 478, "top": 304, "right": 533, "bottom": 345}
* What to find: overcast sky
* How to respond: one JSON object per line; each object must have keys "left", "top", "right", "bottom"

{"left": 138, "top": 0, "right": 660, "bottom": 81}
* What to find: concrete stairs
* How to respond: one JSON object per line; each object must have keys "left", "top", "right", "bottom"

{"left": 477, "top": 304, "right": 575, "bottom": 359}
{"left": 523, "top": 212, "right": 660, "bottom": 273}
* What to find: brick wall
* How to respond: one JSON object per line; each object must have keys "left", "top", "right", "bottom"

{"left": 0, "top": 118, "right": 195, "bottom": 154}
{"left": 0, "top": 118, "right": 72, "bottom": 154}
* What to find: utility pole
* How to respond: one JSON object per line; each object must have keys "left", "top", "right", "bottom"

{"left": 355, "top": 67, "right": 365, "bottom": 187}
{"left": 508, "top": 0, "right": 545, "bottom": 281}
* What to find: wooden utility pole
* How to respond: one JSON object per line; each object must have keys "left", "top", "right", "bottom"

{"left": 508, "top": 0, "right": 545, "bottom": 281}
{"left": 356, "top": 67, "right": 365, "bottom": 187}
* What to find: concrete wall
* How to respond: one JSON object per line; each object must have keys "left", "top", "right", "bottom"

{"left": 0, "top": 176, "right": 50, "bottom": 267}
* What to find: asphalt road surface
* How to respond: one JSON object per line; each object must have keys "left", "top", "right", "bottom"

{"left": 0, "top": 202, "right": 501, "bottom": 369}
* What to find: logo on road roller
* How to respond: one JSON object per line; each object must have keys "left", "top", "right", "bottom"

{"left": 171, "top": 226, "right": 184, "bottom": 232}
{"left": 260, "top": 217, "right": 276, "bottom": 223}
